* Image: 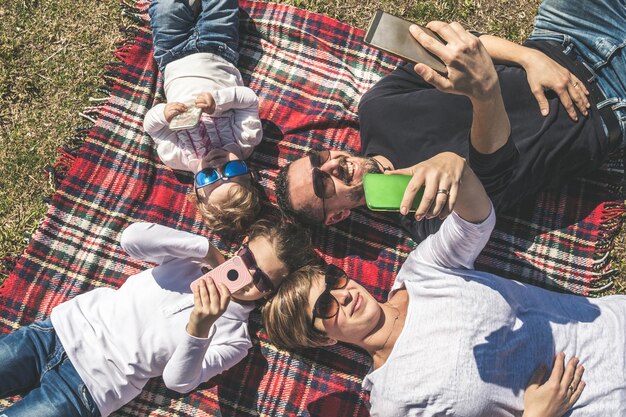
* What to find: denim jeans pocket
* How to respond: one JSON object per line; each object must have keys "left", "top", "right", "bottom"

{"left": 29, "top": 319, "right": 55, "bottom": 333}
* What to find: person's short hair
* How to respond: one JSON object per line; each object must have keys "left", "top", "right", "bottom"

{"left": 263, "top": 264, "right": 328, "bottom": 350}
{"left": 247, "top": 218, "right": 317, "bottom": 274}
{"left": 188, "top": 183, "right": 260, "bottom": 236}
{"left": 275, "top": 164, "right": 322, "bottom": 225}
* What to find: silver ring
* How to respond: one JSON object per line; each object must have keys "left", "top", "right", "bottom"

{"left": 568, "top": 385, "right": 575, "bottom": 393}
{"left": 437, "top": 189, "right": 450, "bottom": 197}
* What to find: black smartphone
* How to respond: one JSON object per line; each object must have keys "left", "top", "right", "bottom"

{"left": 364, "top": 10, "right": 447, "bottom": 74}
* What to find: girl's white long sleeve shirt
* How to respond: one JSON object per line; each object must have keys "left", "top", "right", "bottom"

{"left": 51, "top": 222, "right": 254, "bottom": 417}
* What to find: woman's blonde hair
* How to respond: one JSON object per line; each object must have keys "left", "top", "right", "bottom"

{"left": 262, "top": 264, "right": 329, "bottom": 350}
{"left": 188, "top": 182, "right": 260, "bottom": 235}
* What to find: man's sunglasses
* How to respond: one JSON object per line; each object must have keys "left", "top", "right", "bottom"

{"left": 237, "top": 243, "right": 275, "bottom": 294}
{"left": 194, "top": 160, "right": 251, "bottom": 195}
{"left": 311, "top": 264, "right": 349, "bottom": 326}
{"left": 308, "top": 149, "right": 336, "bottom": 222}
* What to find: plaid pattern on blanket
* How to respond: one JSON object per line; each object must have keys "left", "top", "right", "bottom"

{"left": 1, "top": 0, "right": 623, "bottom": 415}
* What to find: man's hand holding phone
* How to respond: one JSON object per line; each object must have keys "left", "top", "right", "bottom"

{"left": 409, "top": 21, "right": 499, "bottom": 102}
{"left": 187, "top": 277, "right": 231, "bottom": 339}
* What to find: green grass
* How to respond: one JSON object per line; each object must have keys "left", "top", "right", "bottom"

{"left": 0, "top": 0, "right": 123, "bottom": 279}
{"left": 1, "top": 0, "right": 624, "bottom": 293}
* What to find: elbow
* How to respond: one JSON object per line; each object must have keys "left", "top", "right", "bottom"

{"left": 165, "top": 382, "right": 196, "bottom": 394}
{"left": 120, "top": 223, "right": 152, "bottom": 251}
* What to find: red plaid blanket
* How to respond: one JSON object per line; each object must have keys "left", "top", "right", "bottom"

{"left": 1, "top": 0, "right": 623, "bottom": 415}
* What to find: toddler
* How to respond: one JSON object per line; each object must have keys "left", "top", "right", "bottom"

{"left": 144, "top": 0, "right": 263, "bottom": 234}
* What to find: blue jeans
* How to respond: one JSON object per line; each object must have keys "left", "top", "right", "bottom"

{"left": 0, "top": 319, "right": 99, "bottom": 417}
{"left": 528, "top": 0, "right": 626, "bottom": 143}
{"left": 149, "top": 0, "right": 240, "bottom": 71}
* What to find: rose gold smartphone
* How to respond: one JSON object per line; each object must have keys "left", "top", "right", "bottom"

{"left": 364, "top": 10, "right": 447, "bottom": 74}
{"left": 190, "top": 256, "right": 253, "bottom": 294}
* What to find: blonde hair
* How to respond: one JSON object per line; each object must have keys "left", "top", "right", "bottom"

{"left": 189, "top": 182, "right": 260, "bottom": 235}
{"left": 262, "top": 264, "right": 328, "bottom": 350}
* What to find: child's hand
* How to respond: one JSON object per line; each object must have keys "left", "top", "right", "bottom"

{"left": 164, "top": 102, "right": 189, "bottom": 123}
{"left": 522, "top": 352, "right": 585, "bottom": 417}
{"left": 195, "top": 92, "right": 216, "bottom": 114}
{"left": 187, "top": 277, "right": 231, "bottom": 338}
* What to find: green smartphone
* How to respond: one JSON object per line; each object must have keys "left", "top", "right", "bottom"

{"left": 363, "top": 173, "right": 424, "bottom": 212}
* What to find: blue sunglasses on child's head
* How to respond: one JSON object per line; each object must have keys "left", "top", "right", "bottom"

{"left": 194, "top": 160, "right": 251, "bottom": 189}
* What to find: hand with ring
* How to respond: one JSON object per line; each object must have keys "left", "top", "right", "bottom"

{"left": 521, "top": 352, "right": 585, "bottom": 417}
{"left": 385, "top": 152, "right": 466, "bottom": 221}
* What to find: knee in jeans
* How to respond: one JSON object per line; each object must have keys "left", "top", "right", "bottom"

{"left": 150, "top": 0, "right": 185, "bottom": 19}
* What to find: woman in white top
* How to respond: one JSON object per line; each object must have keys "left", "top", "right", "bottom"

{"left": 264, "top": 153, "right": 626, "bottom": 417}
{"left": 0, "top": 219, "right": 315, "bottom": 417}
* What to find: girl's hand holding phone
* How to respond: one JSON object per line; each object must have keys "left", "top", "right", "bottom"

{"left": 187, "top": 277, "right": 231, "bottom": 338}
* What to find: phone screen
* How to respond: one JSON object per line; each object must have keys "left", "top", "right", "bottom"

{"left": 364, "top": 10, "right": 447, "bottom": 74}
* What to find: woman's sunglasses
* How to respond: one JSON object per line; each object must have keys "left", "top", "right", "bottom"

{"left": 308, "top": 149, "right": 336, "bottom": 222}
{"left": 237, "top": 243, "right": 275, "bottom": 294}
{"left": 194, "top": 160, "right": 251, "bottom": 195}
{"left": 310, "top": 264, "right": 349, "bottom": 326}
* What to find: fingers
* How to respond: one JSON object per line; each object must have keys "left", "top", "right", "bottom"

{"left": 554, "top": 76, "right": 590, "bottom": 121}
{"left": 165, "top": 102, "right": 188, "bottom": 122}
{"left": 550, "top": 352, "right": 586, "bottom": 407}
{"left": 567, "top": 76, "right": 590, "bottom": 117}
{"left": 409, "top": 23, "right": 449, "bottom": 62}
{"left": 557, "top": 88, "right": 579, "bottom": 121}
{"left": 390, "top": 154, "right": 463, "bottom": 219}
{"left": 216, "top": 283, "right": 231, "bottom": 311}
{"left": 568, "top": 365, "right": 585, "bottom": 406}
{"left": 168, "top": 102, "right": 188, "bottom": 113}
{"left": 532, "top": 88, "right": 550, "bottom": 116}
{"left": 396, "top": 168, "right": 425, "bottom": 216}
{"left": 561, "top": 355, "right": 578, "bottom": 386}
{"left": 548, "top": 351, "right": 566, "bottom": 383}
{"left": 394, "top": 169, "right": 451, "bottom": 220}
{"left": 414, "top": 63, "right": 452, "bottom": 90}
{"left": 562, "top": 356, "right": 585, "bottom": 405}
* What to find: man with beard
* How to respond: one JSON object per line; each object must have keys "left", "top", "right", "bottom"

{"left": 275, "top": 0, "right": 624, "bottom": 241}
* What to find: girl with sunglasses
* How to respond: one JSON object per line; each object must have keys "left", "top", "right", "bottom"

{"left": 144, "top": 0, "right": 263, "bottom": 235}
{"left": 0, "top": 219, "right": 315, "bottom": 417}
{"left": 264, "top": 155, "right": 626, "bottom": 417}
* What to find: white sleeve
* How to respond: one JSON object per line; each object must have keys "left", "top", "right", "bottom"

{"left": 162, "top": 324, "right": 252, "bottom": 393}
{"left": 212, "top": 87, "right": 263, "bottom": 159}
{"left": 411, "top": 206, "right": 495, "bottom": 270}
{"left": 120, "top": 223, "right": 209, "bottom": 265}
{"left": 143, "top": 104, "right": 194, "bottom": 171}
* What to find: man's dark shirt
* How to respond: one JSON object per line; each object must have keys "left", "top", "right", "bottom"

{"left": 358, "top": 40, "right": 608, "bottom": 241}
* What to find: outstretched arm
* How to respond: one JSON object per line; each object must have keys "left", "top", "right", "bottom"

{"left": 120, "top": 223, "right": 224, "bottom": 267}
{"left": 409, "top": 22, "right": 511, "bottom": 156}
{"left": 479, "top": 34, "right": 589, "bottom": 121}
